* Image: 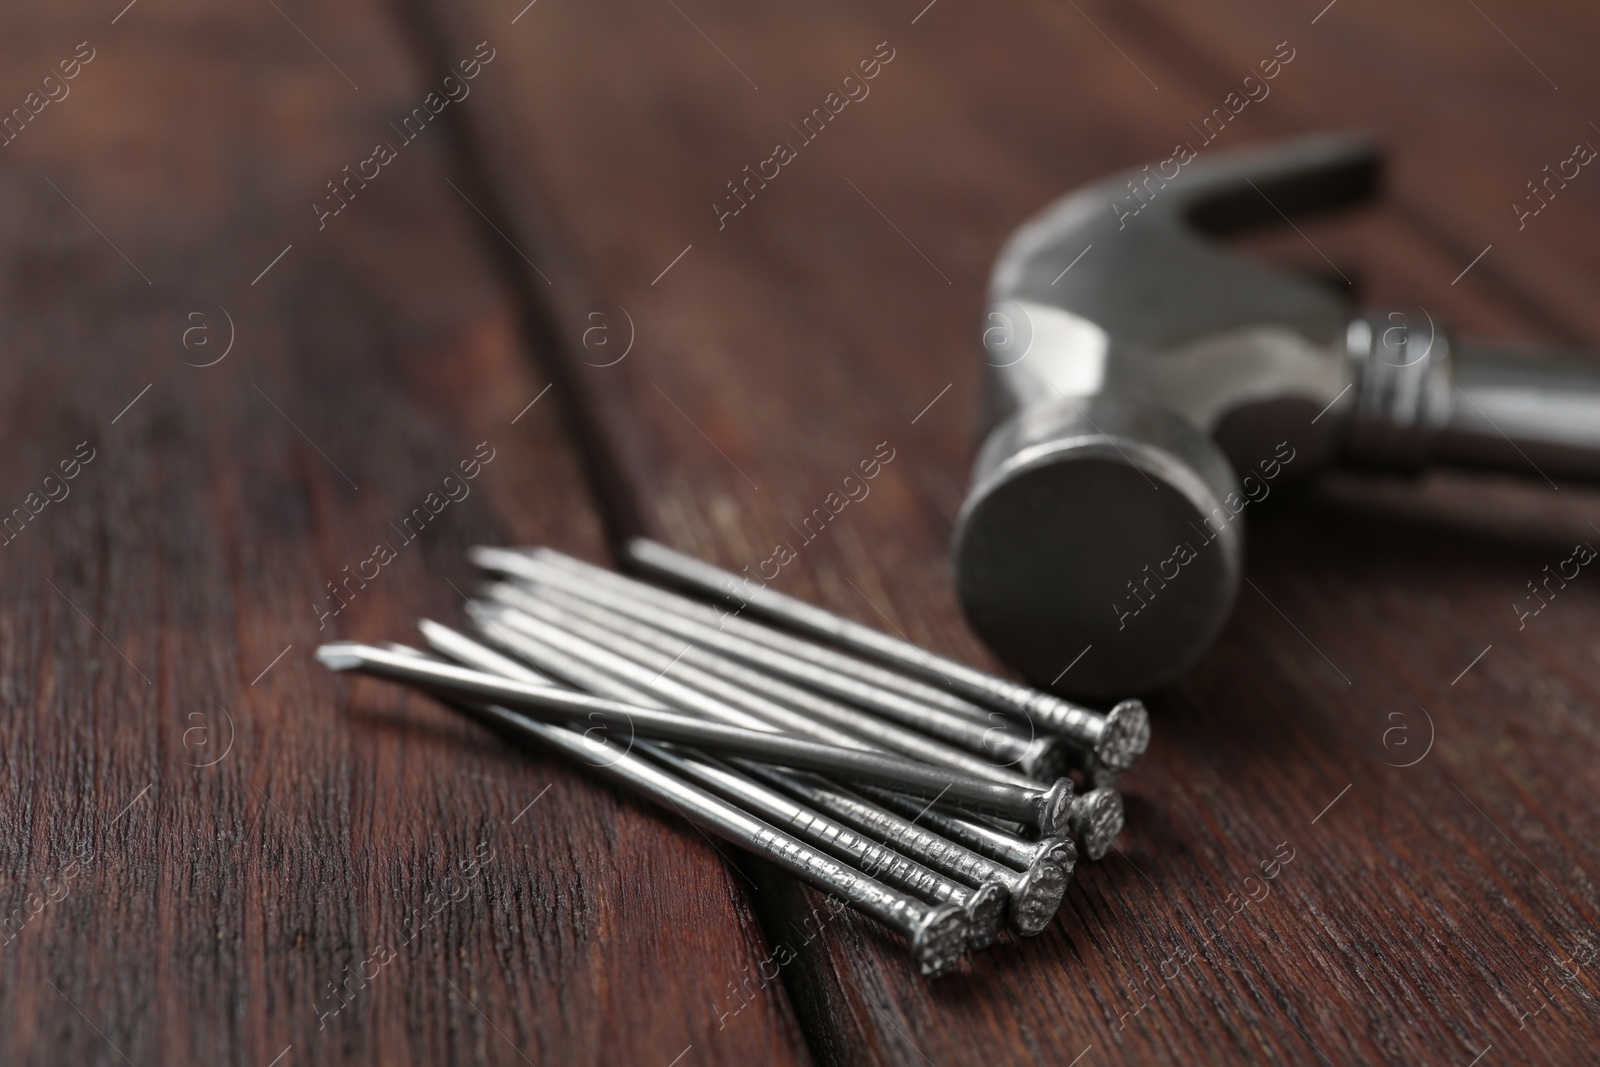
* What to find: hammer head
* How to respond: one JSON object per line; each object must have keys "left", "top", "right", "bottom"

{"left": 954, "top": 133, "right": 1382, "bottom": 699}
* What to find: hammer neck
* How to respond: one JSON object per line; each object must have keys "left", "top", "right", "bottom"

{"left": 1344, "top": 314, "right": 1600, "bottom": 481}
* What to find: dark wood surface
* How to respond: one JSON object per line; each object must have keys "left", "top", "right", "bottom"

{"left": 3, "top": 0, "right": 1598, "bottom": 1063}
{"left": 0, "top": 1, "right": 806, "bottom": 1064}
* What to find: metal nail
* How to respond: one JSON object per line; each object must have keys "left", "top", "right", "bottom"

{"left": 506, "top": 584, "right": 1124, "bottom": 858}
{"left": 659, "top": 750, "right": 1006, "bottom": 950}
{"left": 477, "top": 603, "right": 1075, "bottom": 837}
{"left": 469, "top": 551, "right": 1068, "bottom": 779}
{"left": 321, "top": 640, "right": 1073, "bottom": 833}
{"left": 479, "top": 545, "right": 1012, "bottom": 722}
{"left": 490, "top": 587, "right": 878, "bottom": 748}
{"left": 856, "top": 786, "right": 1081, "bottom": 871}
{"left": 419, "top": 621, "right": 1006, "bottom": 951}
{"left": 443, "top": 617, "right": 1014, "bottom": 948}
{"left": 539, "top": 548, "right": 994, "bottom": 714}
{"left": 420, "top": 622, "right": 1060, "bottom": 937}
{"left": 617, "top": 539, "right": 1152, "bottom": 772}
{"left": 751, "top": 768, "right": 1068, "bottom": 937}
{"left": 416, "top": 619, "right": 560, "bottom": 687}
{"left": 366, "top": 639, "right": 970, "bottom": 976}
{"left": 505, "top": 580, "right": 1015, "bottom": 774}
{"left": 1064, "top": 786, "right": 1125, "bottom": 862}
{"left": 485, "top": 588, "right": 1081, "bottom": 840}
{"left": 474, "top": 598, "right": 790, "bottom": 737}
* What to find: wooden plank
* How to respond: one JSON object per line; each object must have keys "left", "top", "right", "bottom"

{"left": 0, "top": 1, "right": 808, "bottom": 1063}
{"left": 421, "top": 0, "right": 1600, "bottom": 1063}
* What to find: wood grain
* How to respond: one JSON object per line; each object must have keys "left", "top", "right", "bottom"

{"left": 414, "top": 0, "right": 1600, "bottom": 1063}
{"left": 0, "top": 0, "right": 807, "bottom": 1064}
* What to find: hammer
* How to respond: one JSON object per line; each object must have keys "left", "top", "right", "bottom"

{"left": 955, "top": 132, "right": 1600, "bottom": 700}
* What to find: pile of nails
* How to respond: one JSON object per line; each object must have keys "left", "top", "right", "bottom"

{"left": 316, "top": 539, "right": 1151, "bottom": 978}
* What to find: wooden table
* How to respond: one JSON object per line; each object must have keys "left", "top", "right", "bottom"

{"left": 2, "top": 0, "right": 1596, "bottom": 1063}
